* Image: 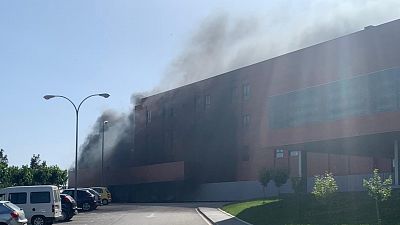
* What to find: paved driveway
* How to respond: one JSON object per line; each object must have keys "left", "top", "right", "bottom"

{"left": 59, "top": 203, "right": 224, "bottom": 225}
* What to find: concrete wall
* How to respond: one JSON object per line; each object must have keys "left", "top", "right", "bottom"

{"left": 193, "top": 173, "right": 392, "bottom": 201}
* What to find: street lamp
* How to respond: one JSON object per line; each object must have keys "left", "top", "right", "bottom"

{"left": 101, "top": 120, "right": 108, "bottom": 186}
{"left": 43, "top": 93, "right": 110, "bottom": 200}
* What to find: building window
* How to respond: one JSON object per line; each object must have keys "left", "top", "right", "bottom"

{"left": 205, "top": 95, "right": 211, "bottom": 107}
{"left": 146, "top": 109, "right": 152, "bottom": 124}
{"left": 290, "top": 151, "right": 299, "bottom": 157}
{"left": 243, "top": 114, "right": 250, "bottom": 127}
{"left": 276, "top": 149, "right": 284, "bottom": 158}
{"left": 243, "top": 84, "right": 250, "bottom": 100}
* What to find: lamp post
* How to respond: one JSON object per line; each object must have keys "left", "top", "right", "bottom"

{"left": 101, "top": 120, "right": 108, "bottom": 186}
{"left": 43, "top": 93, "right": 110, "bottom": 200}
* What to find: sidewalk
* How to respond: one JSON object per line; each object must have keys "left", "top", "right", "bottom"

{"left": 197, "top": 207, "right": 252, "bottom": 225}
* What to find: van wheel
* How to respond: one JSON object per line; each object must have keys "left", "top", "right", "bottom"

{"left": 32, "top": 216, "right": 46, "bottom": 225}
{"left": 82, "top": 202, "right": 91, "bottom": 211}
{"left": 102, "top": 199, "right": 109, "bottom": 205}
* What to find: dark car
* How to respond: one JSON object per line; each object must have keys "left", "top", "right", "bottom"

{"left": 59, "top": 194, "right": 77, "bottom": 221}
{"left": 61, "top": 189, "right": 97, "bottom": 212}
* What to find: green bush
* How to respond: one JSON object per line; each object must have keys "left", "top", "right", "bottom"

{"left": 312, "top": 171, "right": 338, "bottom": 200}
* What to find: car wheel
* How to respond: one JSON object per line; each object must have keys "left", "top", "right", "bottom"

{"left": 82, "top": 202, "right": 91, "bottom": 211}
{"left": 32, "top": 216, "right": 46, "bottom": 225}
{"left": 61, "top": 211, "right": 70, "bottom": 221}
{"left": 102, "top": 199, "right": 109, "bottom": 205}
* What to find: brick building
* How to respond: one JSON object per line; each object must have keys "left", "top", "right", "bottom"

{"left": 71, "top": 19, "right": 400, "bottom": 201}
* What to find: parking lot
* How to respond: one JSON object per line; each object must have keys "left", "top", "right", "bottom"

{"left": 59, "top": 203, "right": 222, "bottom": 225}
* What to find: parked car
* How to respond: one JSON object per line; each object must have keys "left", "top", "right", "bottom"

{"left": 0, "top": 201, "right": 28, "bottom": 225}
{"left": 91, "top": 187, "right": 112, "bottom": 205}
{"left": 80, "top": 188, "right": 101, "bottom": 206}
{"left": 0, "top": 185, "right": 62, "bottom": 225}
{"left": 60, "top": 189, "right": 97, "bottom": 211}
{"left": 59, "top": 194, "right": 77, "bottom": 222}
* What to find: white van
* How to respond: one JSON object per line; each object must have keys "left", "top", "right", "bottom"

{"left": 0, "top": 185, "right": 62, "bottom": 225}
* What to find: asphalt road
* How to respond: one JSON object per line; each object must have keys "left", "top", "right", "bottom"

{"left": 59, "top": 203, "right": 224, "bottom": 225}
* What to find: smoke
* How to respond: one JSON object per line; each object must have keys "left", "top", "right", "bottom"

{"left": 155, "top": 0, "right": 400, "bottom": 92}
{"left": 77, "top": 0, "right": 400, "bottom": 170}
{"left": 78, "top": 109, "right": 134, "bottom": 169}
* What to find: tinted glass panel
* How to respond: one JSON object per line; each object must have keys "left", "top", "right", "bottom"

{"left": 0, "top": 204, "right": 11, "bottom": 214}
{"left": 268, "top": 68, "right": 400, "bottom": 129}
{"left": 31, "top": 192, "right": 50, "bottom": 204}
{"left": 9, "top": 192, "right": 27, "bottom": 204}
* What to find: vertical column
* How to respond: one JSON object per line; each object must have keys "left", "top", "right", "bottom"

{"left": 394, "top": 140, "right": 399, "bottom": 185}
{"left": 300, "top": 151, "right": 308, "bottom": 192}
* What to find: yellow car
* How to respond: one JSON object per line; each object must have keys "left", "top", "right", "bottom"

{"left": 91, "top": 187, "right": 112, "bottom": 205}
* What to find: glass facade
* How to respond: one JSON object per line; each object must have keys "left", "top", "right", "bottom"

{"left": 268, "top": 68, "right": 400, "bottom": 129}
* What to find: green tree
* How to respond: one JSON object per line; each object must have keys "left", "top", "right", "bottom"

{"left": 258, "top": 169, "right": 272, "bottom": 201}
{"left": 312, "top": 172, "right": 338, "bottom": 219}
{"left": 9, "top": 166, "right": 33, "bottom": 186}
{"left": 30, "top": 154, "right": 42, "bottom": 169}
{"left": 363, "top": 169, "right": 392, "bottom": 225}
{"left": 47, "top": 166, "right": 68, "bottom": 187}
{"left": 0, "top": 149, "right": 9, "bottom": 188}
{"left": 273, "top": 169, "right": 289, "bottom": 195}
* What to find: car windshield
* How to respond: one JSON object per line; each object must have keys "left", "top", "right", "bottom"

{"left": 2, "top": 1, "right": 400, "bottom": 225}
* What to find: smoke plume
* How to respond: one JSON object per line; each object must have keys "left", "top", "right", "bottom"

{"left": 77, "top": 0, "right": 400, "bottom": 170}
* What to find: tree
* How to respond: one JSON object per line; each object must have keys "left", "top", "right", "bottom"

{"left": 312, "top": 172, "right": 338, "bottom": 219}
{"left": 30, "top": 154, "right": 42, "bottom": 169}
{"left": 0, "top": 149, "right": 9, "bottom": 188}
{"left": 363, "top": 169, "right": 392, "bottom": 225}
{"left": 258, "top": 169, "right": 272, "bottom": 201}
{"left": 273, "top": 169, "right": 289, "bottom": 196}
{"left": 9, "top": 165, "right": 33, "bottom": 186}
{"left": 48, "top": 166, "right": 68, "bottom": 187}
{"left": 0, "top": 149, "right": 8, "bottom": 166}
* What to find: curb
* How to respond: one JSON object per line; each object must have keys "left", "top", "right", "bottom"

{"left": 196, "top": 208, "right": 215, "bottom": 225}
{"left": 217, "top": 208, "right": 253, "bottom": 225}
{"left": 196, "top": 207, "right": 253, "bottom": 225}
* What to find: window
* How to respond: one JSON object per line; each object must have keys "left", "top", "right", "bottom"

{"left": 146, "top": 109, "right": 152, "bottom": 124}
{"left": 30, "top": 192, "right": 50, "bottom": 204}
{"left": 0, "top": 204, "right": 10, "bottom": 214}
{"left": 290, "top": 151, "right": 299, "bottom": 157}
{"left": 9, "top": 192, "right": 27, "bottom": 204}
{"left": 243, "top": 114, "right": 250, "bottom": 127}
{"left": 275, "top": 149, "right": 284, "bottom": 158}
{"left": 205, "top": 95, "right": 211, "bottom": 107}
{"left": 243, "top": 84, "right": 250, "bottom": 100}
{"left": 0, "top": 194, "right": 5, "bottom": 201}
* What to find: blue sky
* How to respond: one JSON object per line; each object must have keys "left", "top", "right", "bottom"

{"left": 1, "top": 0, "right": 399, "bottom": 169}
{"left": 0, "top": 0, "right": 273, "bottom": 168}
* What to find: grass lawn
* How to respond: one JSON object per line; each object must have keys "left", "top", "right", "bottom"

{"left": 222, "top": 190, "right": 400, "bottom": 225}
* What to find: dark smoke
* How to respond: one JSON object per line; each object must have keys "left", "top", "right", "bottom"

{"left": 78, "top": 109, "right": 134, "bottom": 169}
{"left": 77, "top": 0, "right": 400, "bottom": 169}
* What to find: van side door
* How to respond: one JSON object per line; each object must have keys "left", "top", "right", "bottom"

{"left": 30, "top": 191, "right": 52, "bottom": 218}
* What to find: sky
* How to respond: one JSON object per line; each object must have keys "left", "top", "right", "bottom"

{"left": 1, "top": 0, "right": 399, "bottom": 169}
